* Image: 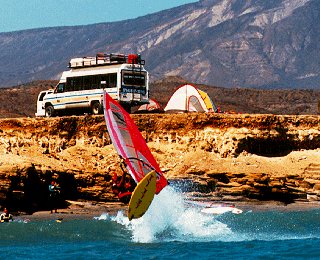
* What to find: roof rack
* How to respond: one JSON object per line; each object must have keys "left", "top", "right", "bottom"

{"left": 68, "top": 53, "right": 145, "bottom": 68}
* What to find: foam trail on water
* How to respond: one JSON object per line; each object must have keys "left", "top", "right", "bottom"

{"left": 128, "top": 186, "right": 233, "bottom": 243}
{"left": 94, "top": 213, "right": 110, "bottom": 221}
{"left": 93, "top": 195, "right": 320, "bottom": 243}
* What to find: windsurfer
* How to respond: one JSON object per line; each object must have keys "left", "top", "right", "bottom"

{"left": 111, "top": 158, "right": 136, "bottom": 204}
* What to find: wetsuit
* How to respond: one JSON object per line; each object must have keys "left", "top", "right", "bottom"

{"left": 112, "top": 171, "right": 136, "bottom": 204}
{"left": 49, "top": 183, "right": 60, "bottom": 213}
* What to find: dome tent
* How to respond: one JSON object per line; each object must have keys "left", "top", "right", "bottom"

{"left": 136, "top": 98, "right": 163, "bottom": 113}
{"left": 164, "top": 84, "right": 217, "bottom": 113}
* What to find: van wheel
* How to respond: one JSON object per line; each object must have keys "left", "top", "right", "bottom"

{"left": 91, "top": 102, "right": 102, "bottom": 115}
{"left": 45, "top": 105, "right": 55, "bottom": 117}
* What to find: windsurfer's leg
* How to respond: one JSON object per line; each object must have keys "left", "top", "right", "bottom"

{"left": 118, "top": 191, "right": 132, "bottom": 204}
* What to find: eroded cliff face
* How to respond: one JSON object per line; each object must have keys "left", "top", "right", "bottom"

{"left": 0, "top": 113, "right": 320, "bottom": 212}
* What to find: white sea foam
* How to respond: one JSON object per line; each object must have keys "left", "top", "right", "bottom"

{"left": 126, "top": 186, "right": 233, "bottom": 243}
{"left": 95, "top": 190, "right": 320, "bottom": 244}
{"left": 94, "top": 213, "right": 110, "bottom": 221}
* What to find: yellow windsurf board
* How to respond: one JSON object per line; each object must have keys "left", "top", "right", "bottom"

{"left": 128, "top": 170, "right": 157, "bottom": 221}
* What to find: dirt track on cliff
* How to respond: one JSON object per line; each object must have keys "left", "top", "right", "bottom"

{"left": 1, "top": 113, "right": 320, "bottom": 212}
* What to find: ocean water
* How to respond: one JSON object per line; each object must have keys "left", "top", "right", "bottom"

{"left": 1, "top": 187, "right": 320, "bottom": 259}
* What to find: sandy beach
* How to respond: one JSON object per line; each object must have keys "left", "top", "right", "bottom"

{"left": 15, "top": 197, "right": 320, "bottom": 223}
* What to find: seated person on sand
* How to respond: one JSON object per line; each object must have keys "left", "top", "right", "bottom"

{"left": 0, "top": 208, "right": 13, "bottom": 223}
{"left": 111, "top": 159, "right": 136, "bottom": 204}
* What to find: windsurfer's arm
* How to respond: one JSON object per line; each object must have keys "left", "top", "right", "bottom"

{"left": 118, "top": 156, "right": 129, "bottom": 186}
{"left": 118, "top": 170, "right": 127, "bottom": 188}
{"left": 120, "top": 157, "right": 127, "bottom": 173}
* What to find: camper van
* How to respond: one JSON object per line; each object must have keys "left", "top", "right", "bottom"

{"left": 40, "top": 52, "right": 149, "bottom": 117}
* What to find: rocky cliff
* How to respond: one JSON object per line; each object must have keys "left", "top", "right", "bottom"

{"left": 1, "top": 113, "right": 320, "bottom": 213}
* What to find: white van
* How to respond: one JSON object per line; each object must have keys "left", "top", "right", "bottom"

{"left": 41, "top": 52, "right": 149, "bottom": 117}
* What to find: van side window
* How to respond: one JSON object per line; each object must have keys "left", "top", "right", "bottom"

{"left": 109, "top": 73, "right": 117, "bottom": 88}
{"left": 56, "top": 83, "right": 65, "bottom": 93}
{"left": 39, "top": 92, "right": 46, "bottom": 101}
{"left": 100, "top": 73, "right": 117, "bottom": 88}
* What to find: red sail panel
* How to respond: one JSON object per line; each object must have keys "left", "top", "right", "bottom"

{"left": 103, "top": 92, "right": 168, "bottom": 194}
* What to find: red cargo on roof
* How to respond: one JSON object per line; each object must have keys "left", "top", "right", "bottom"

{"left": 128, "top": 54, "right": 138, "bottom": 64}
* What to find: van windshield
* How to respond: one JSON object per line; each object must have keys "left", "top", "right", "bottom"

{"left": 122, "top": 71, "right": 146, "bottom": 86}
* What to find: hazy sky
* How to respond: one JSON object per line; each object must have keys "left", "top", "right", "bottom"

{"left": 0, "top": 0, "right": 198, "bottom": 33}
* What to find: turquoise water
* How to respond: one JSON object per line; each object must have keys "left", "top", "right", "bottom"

{"left": 1, "top": 187, "right": 320, "bottom": 259}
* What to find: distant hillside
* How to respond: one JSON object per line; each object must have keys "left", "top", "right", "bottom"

{"left": 0, "top": 78, "right": 319, "bottom": 118}
{"left": 1, "top": 0, "right": 320, "bottom": 89}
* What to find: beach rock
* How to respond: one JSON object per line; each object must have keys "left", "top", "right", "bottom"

{"left": 313, "top": 183, "right": 320, "bottom": 191}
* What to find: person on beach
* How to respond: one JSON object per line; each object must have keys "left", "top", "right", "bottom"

{"left": 49, "top": 181, "right": 60, "bottom": 213}
{"left": 0, "top": 208, "right": 13, "bottom": 223}
{"left": 111, "top": 158, "right": 136, "bottom": 204}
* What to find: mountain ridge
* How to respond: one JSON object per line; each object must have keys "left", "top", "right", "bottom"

{"left": 1, "top": 0, "right": 319, "bottom": 89}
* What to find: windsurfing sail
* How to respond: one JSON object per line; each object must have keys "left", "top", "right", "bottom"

{"left": 103, "top": 91, "right": 168, "bottom": 194}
